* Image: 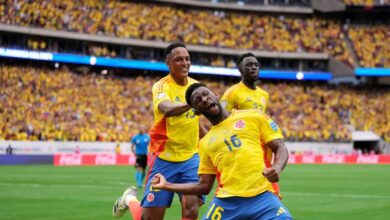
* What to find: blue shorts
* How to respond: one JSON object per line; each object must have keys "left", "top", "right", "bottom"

{"left": 141, "top": 153, "right": 204, "bottom": 207}
{"left": 202, "top": 191, "right": 293, "bottom": 220}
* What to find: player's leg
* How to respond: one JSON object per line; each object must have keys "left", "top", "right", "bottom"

{"left": 178, "top": 154, "right": 203, "bottom": 219}
{"left": 140, "top": 155, "right": 148, "bottom": 188}
{"left": 140, "top": 156, "right": 180, "bottom": 220}
{"left": 135, "top": 155, "right": 143, "bottom": 188}
{"left": 112, "top": 186, "right": 138, "bottom": 219}
{"left": 181, "top": 195, "right": 202, "bottom": 220}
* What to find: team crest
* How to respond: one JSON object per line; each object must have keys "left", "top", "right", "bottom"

{"left": 147, "top": 193, "right": 155, "bottom": 202}
{"left": 234, "top": 120, "right": 246, "bottom": 130}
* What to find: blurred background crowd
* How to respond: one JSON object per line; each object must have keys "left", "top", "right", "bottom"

{"left": 0, "top": 0, "right": 388, "bottom": 67}
{"left": 1, "top": 65, "right": 388, "bottom": 143}
{"left": 0, "top": 0, "right": 389, "bottom": 144}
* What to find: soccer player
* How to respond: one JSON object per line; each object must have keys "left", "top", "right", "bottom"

{"left": 113, "top": 43, "right": 204, "bottom": 220}
{"left": 220, "top": 53, "right": 269, "bottom": 112}
{"left": 220, "top": 53, "right": 282, "bottom": 197}
{"left": 151, "top": 83, "right": 293, "bottom": 220}
{"left": 130, "top": 126, "right": 150, "bottom": 189}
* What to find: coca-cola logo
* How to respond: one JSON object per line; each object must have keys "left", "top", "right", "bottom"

{"left": 302, "top": 155, "right": 316, "bottom": 164}
{"left": 357, "top": 155, "right": 378, "bottom": 164}
{"left": 95, "top": 154, "right": 116, "bottom": 165}
{"left": 59, "top": 154, "right": 82, "bottom": 165}
{"left": 322, "top": 155, "right": 345, "bottom": 164}
{"left": 128, "top": 154, "right": 136, "bottom": 165}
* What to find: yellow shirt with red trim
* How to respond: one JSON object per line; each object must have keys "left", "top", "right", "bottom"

{"left": 220, "top": 81, "right": 269, "bottom": 112}
{"left": 198, "top": 109, "right": 283, "bottom": 198}
{"left": 149, "top": 74, "right": 199, "bottom": 162}
{"left": 220, "top": 81, "right": 280, "bottom": 195}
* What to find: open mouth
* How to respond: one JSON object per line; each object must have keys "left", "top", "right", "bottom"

{"left": 208, "top": 103, "right": 218, "bottom": 113}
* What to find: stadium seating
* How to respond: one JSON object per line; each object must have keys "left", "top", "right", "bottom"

{"left": 1, "top": 65, "right": 388, "bottom": 142}
{"left": 2, "top": 0, "right": 383, "bottom": 68}
{"left": 347, "top": 25, "right": 389, "bottom": 67}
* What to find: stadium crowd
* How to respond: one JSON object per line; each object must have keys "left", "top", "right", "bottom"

{"left": 347, "top": 25, "right": 389, "bottom": 68}
{"left": 3, "top": 0, "right": 383, "bottom": 67}
{"left": 1, "top": 65, "right": 388, "bottom": 143}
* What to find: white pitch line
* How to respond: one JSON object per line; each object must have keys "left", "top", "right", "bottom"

{"left": 284, "top": 192, "right": 390, "bottom": 199}
{"left": 0, "top": 182, "right": 120, "bottom": 189}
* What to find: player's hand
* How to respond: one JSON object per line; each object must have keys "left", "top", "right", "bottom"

{"left": 262, "top": 167, "right": 280, "bottom": 183}
{"left": 151, "top": 173, "right": 166, "bottom": 189}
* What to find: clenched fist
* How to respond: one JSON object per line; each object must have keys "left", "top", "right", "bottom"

{"left": 262, "top": 167, "right": 281, "bottom": 183}
{"left": 151, "top": 173, "right": 167, "bottom": 190}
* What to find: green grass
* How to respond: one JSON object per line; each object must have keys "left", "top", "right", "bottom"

{"left": 0, "top": 165, "right": 390, "bottom": 220}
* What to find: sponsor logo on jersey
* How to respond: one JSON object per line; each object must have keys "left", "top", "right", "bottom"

{"left": 234, "top": 120, "right": 246, "bottom": 130}
{"left": 175, "top": 96, "right": 181, "bottom": 102}
{"left": 276, "top": 207, "right": 286, "bottom": 216}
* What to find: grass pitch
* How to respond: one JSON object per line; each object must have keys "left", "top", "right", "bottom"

{"left": 0, "top": 164, "right": 389, "bottom": 220}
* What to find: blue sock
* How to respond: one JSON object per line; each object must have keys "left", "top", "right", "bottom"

{"left": 135, "top": 171, "right": 141, "bottom": 187}
{"left": 141, "top": 172, "right": 145, "bottom": 185}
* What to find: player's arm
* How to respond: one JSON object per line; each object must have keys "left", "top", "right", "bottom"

{"left": 262, "top": 138, "right": 289, "bottom": 183}
{"left": 158, "top": 100, "right": 191, "bottom": 117}
{"left": 152, "top": 173, "right": 215, "bottom": 195}
{"left": 130, "top": 138, "right": 135, "bottom": 153}
{"left": 130, "top": 144, "right": 135, "bottom": 154}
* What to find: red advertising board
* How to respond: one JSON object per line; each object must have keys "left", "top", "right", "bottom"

{"left": 288, "top": 154, "right": 390, "bottom": 164}
{"left": 54, "top": 154, "right": 136, "bottom": 166}
{"left": 54, "top": 153, "right": 390, "bottom": 166}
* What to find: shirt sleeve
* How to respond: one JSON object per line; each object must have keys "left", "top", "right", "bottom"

{"left": 220, "top": 90, "right": 234, "bottom": 112}
{"left": 259, "top": 113, "right": 283, "bottom": 144}
{"left": 197, "top": 139, "right": 217, "bottom": 175}
{"left": 152, "top": 83, "right": 171, "bottom": 109}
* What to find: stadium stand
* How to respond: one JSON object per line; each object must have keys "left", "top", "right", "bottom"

{"left": 347, "top": 25, "right": 389, "bottom": 68}
{"left": 0, "top": 0, "right": 388, "bottom": 144}
{"left": 0, "top": 0, "right": 367, "bottom": 67}
{"left": 1, "top": 64, "right": 388, "bottom": 143}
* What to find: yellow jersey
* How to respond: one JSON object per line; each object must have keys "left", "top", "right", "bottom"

{"left": 198, "top": 109, "right": 283, "bottom": 198}
{"left": 149, "top": 74, "right": 199, "bottom": 162}
{"left": 220, "top": 81, "right": 269, "bottom": 112}
{"left": 220, "top": 81, "right": 280, "bottom": 196}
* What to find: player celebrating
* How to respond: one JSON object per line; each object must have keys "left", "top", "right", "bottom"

{"left": 130, "top": 126, "right": 150, "bottom": 189}
{"left": 113, "top": 43, "right": 204, "bottom": 220}
{"left": 220, "top": 53, "right": 282, "bottom": 197}
{"left": 152, "top": 83, "right": 293, "bottom": 220}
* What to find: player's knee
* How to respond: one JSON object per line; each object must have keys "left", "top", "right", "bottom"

{"left": 182, "top": 202, "right": 200, "bottom": 219}
{"left": 182, "top": 207, "right": 199, "bottom": 220}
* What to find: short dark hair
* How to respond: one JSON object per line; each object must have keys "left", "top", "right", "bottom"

{"left": 236, "top": 52, "right": 257, "bottom": 66}
{"left": 165, "top": 42, "right": 187, "bottom": 57}
{"left": 185, "top": 83, "right": 207, "bottom": 107}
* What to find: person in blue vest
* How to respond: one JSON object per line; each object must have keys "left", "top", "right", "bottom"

{"left": 130, "top": 126, "right": 150, "bottom": 189}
